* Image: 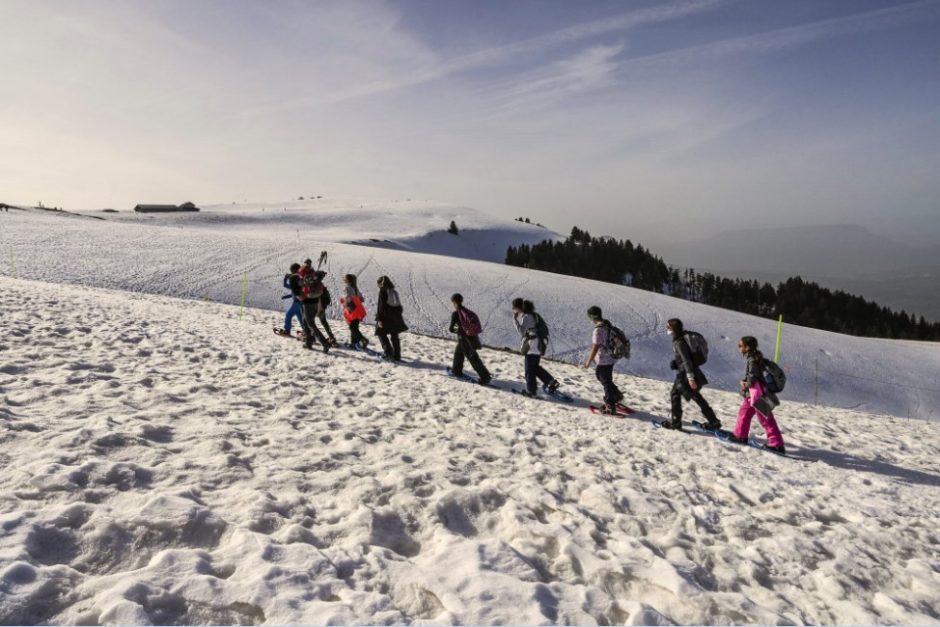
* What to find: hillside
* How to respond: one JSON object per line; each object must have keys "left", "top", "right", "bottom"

{"left": 1, "top": 277, "right": 938, "bottom": 624}
{"left": 2, "top": 204, "right": 939, "bottom": 421}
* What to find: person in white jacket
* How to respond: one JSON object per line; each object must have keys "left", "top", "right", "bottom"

{"left": 512, "top": 298, "right": 560, "bottom": 398}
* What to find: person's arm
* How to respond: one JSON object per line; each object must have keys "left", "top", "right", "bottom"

{"left": 449, "top": 311, "right": 460, "bottom": 334}
{"left": 582, "top": 343, "right": 600, "bottom": 368}
{"left": 512, "top": 311, "right": 524, "bottom": 335}
{"left": 676, "top": 338, "right": 699, "bottom": 389}
{"left": 743, "top": 356, "right": 760, "bottom": 388}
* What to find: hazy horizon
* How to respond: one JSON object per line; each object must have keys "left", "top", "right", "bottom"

{"left": 2, "top": 0, "right": 939, "bottom": 245}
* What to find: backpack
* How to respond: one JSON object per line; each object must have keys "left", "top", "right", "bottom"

{"left": 533, "top": 313, "right": 550, "bottom": 355}
{"left": 604, "top": 321, "right": 631, "bottom": 360}
{"left": 684, "top": 331, "right": 709, "bottom": 365}
{"left": 303, "top": 272, "right": 325, "bottom": 298}
{"left": 458, "top": 308, "right": 483, "bottom": 337}
{"left": 385, "top": 288, "right": 401, "bottom": 308}
{"left": 762, "top": 359, "right": 787, "bottom": 394}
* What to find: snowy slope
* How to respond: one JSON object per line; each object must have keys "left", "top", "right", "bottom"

{"left": 2, "top": 206, "right": 939, "bottom": 421}
{"left": 1, "top": 278, "right": 938, "bottom": 624}
{"left": 75, "top": 198, "right": 560, "bottom": 263}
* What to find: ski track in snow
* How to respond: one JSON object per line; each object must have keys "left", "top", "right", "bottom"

{"left": 1, "top": 278, "right": 939, "bottom": 625}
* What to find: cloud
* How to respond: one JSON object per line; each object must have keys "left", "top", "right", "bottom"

{"left": 227, "top": 0, "right": 731, "bottom": 118}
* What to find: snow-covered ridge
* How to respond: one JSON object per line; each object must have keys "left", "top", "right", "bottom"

{"left": 76, "top": 198, "right": 561, "bottom": 263}
{"left": 1, "top": 277, "right": 939, "bottom": 624}
{"left": 1, "top": 205, "right": 939, "bottom": 421}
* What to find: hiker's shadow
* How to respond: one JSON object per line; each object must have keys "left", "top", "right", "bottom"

{"left": 788, "top": 448, "right": 940, "bottom": 487}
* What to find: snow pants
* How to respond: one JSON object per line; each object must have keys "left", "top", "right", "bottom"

{"left": 284, "top": 299, "right": 304, "bottom": 334}
{"left": 524, "top": 354, "right": 556, "bottom": 395}
{"left": 595, "top": 364, "right": 622, "bottom": 406}
{"left": 301, "top": 299, "right": 329, "bottom": 348}
{"left": 670, "top": 373, "right": 718, "bottom": 423}
{"left": 348, "top": 319, "right": 366, "bottom": 347}
{"left": 453, "top": 336, "right": 490, "bottom": 380}
{"left": 378, "top": 332, "right": 401, "bottom": 360}
{"left": 733, "top": 383, "right": 785, "bottom": 448}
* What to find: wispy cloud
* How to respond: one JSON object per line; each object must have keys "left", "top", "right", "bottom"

{"left": 227, "top": 0, "right": 731, "bottom": 118}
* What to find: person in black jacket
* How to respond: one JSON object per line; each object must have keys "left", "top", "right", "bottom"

{"left": 300, "top": 269, "right": 331, "bottom": 353}
{"left": 449, "top": 293, "right": 491, "bottom": 385}
{"left": 375, "top": 275, "right": 407, "bottom": 361}
{"left": 660, "top": 318, "right": 720, "bottom": 431}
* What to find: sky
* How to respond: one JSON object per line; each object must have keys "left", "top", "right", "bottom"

{"left": 2, "top": 0, "right": 939, "bottom": 245}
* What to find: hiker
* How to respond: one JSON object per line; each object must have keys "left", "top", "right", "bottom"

{"left": 449, "top": 293, "right": 491, "bottom": 385}
{"left": 375, "top": 275, "right": 407, "bottom": 361}
{"left": 277, "top": 263, "right": 304, "bottom": 337}
{"left": 341, "top": 274, "right": 369, "bottom": 349}
{"left": 582, "top": 306, "right": 625, "bottom": 413}
{"left": 728, "top": 336, "right": 785, "bottom": 453}
{"left": 661, "top": 318, "right": 720, "bottom": 431}
{"left": 512, "top": 298, "right": 559, "bottom": 397}
{"left": 300, "top": 266, "right": 331, "bottom": 353}
{"left": 317, "top": 282, "right": 338, "bottom": 347}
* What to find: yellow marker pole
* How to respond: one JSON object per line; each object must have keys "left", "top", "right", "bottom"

{"left": 239, "top": 272, "right": 247, "bottom": 319}
{"left": 774, "top": 314, "right": 783, "bottom": 362}
{"left": 204, "top": 289, "right": 210, "bottom": 303}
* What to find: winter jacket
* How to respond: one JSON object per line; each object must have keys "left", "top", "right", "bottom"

{"left": 743, "top": 353, "right": 764, "bottom": 387}
{"left": 671, "top": 333, "right": 708, "bottom": 387}
{"left": 512, "top": 313, "right": 542, "bottom": 355}
{"left": 284, "top": 274, "right": 304, "bottom": 299}
{"left": 743, "top": 352, "right": 779, "bottom": 410}
{"left": 341, "top": 285, "right": 366, "bottom": 323}
{"left": 376, "top": 287, "right": 408, "bottom": 335}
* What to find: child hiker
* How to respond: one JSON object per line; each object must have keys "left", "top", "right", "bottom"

{"left": 729, "top": 336, "right": 786, "bottom": 454}
{"left": 340, "top": 274, "right": 368, "bottom": 349}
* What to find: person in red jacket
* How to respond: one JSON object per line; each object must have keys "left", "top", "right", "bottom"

{"left": 340, "top": 274, "right": 369, "bottom": 349}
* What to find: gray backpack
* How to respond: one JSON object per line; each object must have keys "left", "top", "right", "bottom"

{"left": 763, "top": 359, "right": 787, "bottom": 393}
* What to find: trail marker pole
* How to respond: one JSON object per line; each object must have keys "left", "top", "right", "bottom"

{"left": 814, "top": 358, "right": 819, "bottom": 406}
{"left": 774, "top": 314, "right": 783, "bottom": 362}
{"left": 239, "top": 272, "right": 247, "bottom": 320}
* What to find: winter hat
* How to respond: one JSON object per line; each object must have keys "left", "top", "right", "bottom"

{"left": 587, "top": 306, "right": 602, "bottom": 320}
{"left": 303, "top": 258, "right": 313, "bottom": 265}
{"left": 451, "top": 293, "right": 464, "bottom": 305}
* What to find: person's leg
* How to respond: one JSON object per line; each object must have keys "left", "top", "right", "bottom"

{"left": 524, "top": 354, "right": 538, "bottom": 394}
{"left": 285, "top": 300, "right": 301, "bottom": 333}
{"left": 467, "top": 349, "right": 491, "bottom": 381}
{"left": 691, "top": 391, "right": 720, "bottom": 427}
{"left": 670, "top": 375, "right": 685, "bottom": 422}
{"left": 733, "top": 396, "right": 756, "bottom": 440}
{"left": 348, "top": 319, "right": 363, "bottom": 345}
{"left": 378, "top": 332, "right": 393, "bottom": 357}
{"left": 451, "top": 341, "right": 466, "bottom": 374}
{"left": 748, "top": 384, "right": 784, "bottom": 448}
{"left": 318, "top": 311, "right": 336, "bottom": 342}
{"left": 391, "top": 333, "right": 401, "bottom": 360}
{"left": 597, "top": 365, "right": 617, "bottom": 407}
{"left": 533, "top": 356, "right": 555, "bottom": 387}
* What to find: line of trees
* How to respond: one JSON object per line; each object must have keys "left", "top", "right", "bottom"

{"left": 505, "top": 227, "right": 940, "bottom": 341}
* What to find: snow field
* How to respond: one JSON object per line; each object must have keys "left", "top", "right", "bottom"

{"left": 2, "top": 206, "right": 940, "bottom": 422}
{"left": 1, "top": 277, "right": 939, "bottom": 624}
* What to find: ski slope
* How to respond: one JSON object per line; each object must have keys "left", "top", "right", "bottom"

{"left": 1, "top": 202, "right": 939, "bottom": 421}
{"left": 1, "top": 278, "right": 938, "bottom": 624}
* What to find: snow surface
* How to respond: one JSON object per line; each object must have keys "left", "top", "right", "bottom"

{"left": 1, "top": 277, "right": 939, "bottom": 624}
{"left": 75, "top": 198, "right": 560, "bottom": 264}
{"left": 2, "top": 204, "right": 939, "bottom": 421}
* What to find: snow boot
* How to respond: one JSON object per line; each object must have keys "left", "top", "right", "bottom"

{"left": 658, "top": 418, "right": 683, "bottom": 430}
{"left": 546, "top": 380, "right": 560, "bottom": 394}
{"left": 762, "top": 443, "right": 786, "bottom": 455}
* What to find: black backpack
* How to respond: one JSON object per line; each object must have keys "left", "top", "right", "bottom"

{"left": 684, "top": 331, "right": 709, "bottom": 366}
{"left": 533, "top": 313, "right": 549, "bottom": 355}
{"left": 763, "top": 359, "right": 787, "bottom": 393}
